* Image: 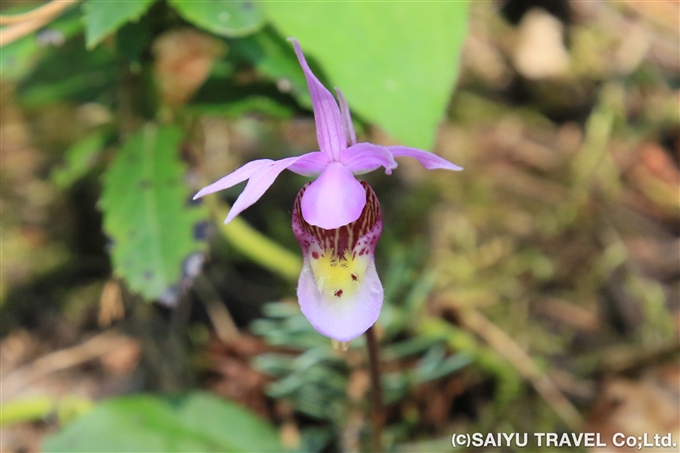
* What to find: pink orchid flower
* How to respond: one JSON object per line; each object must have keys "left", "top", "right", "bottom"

{"left": 194, "top": 38, "right": 462, "bottom": 341}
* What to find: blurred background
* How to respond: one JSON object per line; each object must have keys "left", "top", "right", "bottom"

{"left": 1, "top": 0, "right": 678, "bottom": 452}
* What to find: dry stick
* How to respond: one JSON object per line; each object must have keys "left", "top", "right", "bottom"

{"left": 460, "top": 309, "right": 585, "bottom": 432}
{"left": 0, "top": 0, "right": 78, "bottom": 25}
{"left": 193, "top": 274, "right": 240, "bottom": 343}
{"left": 0, "top": 0, "right": 79, "bottom": 47}
{"left": 1, "top": 331, "right": 129, "bottom": 402}
{"left": 365, "top": 325, "right": 385, "bottom": 452}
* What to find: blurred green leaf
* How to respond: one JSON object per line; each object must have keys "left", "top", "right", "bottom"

{"left": 50, "top": 131, "right": 107, "bottom": 189}
{"left": 169, "top": 0, "right": 263, "bottom": 38}
{"left": 42, "top": 392, "right": 282, "bottom": 452}
{"left": 1, "top": 34, "right": 42, "bottom": 81}
{"left": 190, "top": 74, "right": 297, "bottom": 119}
{"left": 229, "top": 27, "right": 311, "bottom": 106}
{"left": 84, "top": 0, "right": 155, "bottom": 49}
{"left": 17, "top": 37, "right": 117, "bottom": 107}
{"left": 263, "top": 2, "right": 469, "bottom": 149}
{"left": 116, "top": 13, "right": 154, "bottom": 65}
{"left": 0, "top": 9, "right": 83, "bottom": 80}
{"left": 100, "top": 124, "right": 206, "bottom": 301}
{"left": 189, "top": 95, "right": 292, "bottom": 119}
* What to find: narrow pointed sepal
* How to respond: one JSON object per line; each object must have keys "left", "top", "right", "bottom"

{"left": 193, "top": 156, "right": 302, "bottom": 224}
{"left": 387, "top": 146, "right": 463, "bottom": 171}
{"left": 289, "top": 38, "right": 346, "bottom": 160}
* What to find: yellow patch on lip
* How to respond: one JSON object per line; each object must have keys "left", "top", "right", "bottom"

{"left": 309, "top": 248, "right": 368, "bottom": 300}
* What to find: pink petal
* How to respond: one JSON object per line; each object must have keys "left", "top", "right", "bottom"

{"left": 387, "top": 146, "right": 463, "bottom": 171}
{"left": 286, "top": 151, "right": 330, "bottom": 177}
{"left": 339, "top": 143, "right": 398, "bottom": 175}
{"left": 223, "top": 156, "right": 301, "bottom": 224}
{"left": 290, "top": 38, "right": 346, "bottom": 160}
{"left": 301, "top": 162, "right": 365, "bottom": 229}
{"left": 193, "top": 159, "right": 276, "bottom": 200}
{"left": 334, "top": 88, "right": 357, "bottom": 147}
{"left": 297, "top": 257, "right": 383, "bottom": 342}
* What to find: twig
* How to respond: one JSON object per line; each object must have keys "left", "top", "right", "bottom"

{"left": 1, "top": 15, "right": 52, "bottom": 47}
{"left": 342, "top": 370, "right": 370, "bottom": 452}
{"left": 0, "top": 0, "right": 78, "bottom": 25}
{"left": 365, "top": 326, "right": 385, "bottom": 452}
{"left": 1, "top": 331, "right": 130, "bottom": 402}
{"left": 0, "top": 0, "right": 78, "bottom": 47}
{"left": 193, "top": 273, "right": 240, "bottom": 343}
{"left": 460, "top": 309, "right": 584, "bottom": 431}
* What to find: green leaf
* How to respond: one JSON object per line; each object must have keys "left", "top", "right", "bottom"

{"left": 51, "top": 131, "right": 107, "bottom": 189}
{"left": 263, "top": 2, "right": 470, "bottom": 149}
{"left": 169, "top": 0, "right": 264, "bottom": 38}
{"left": 116, "top": 13, "right": 154, "bottom": 65}
{"left": 1, "top": 34, "right": 42, "bottom": 81}
{"left": 84, "top": 0, "right": 155, "bottom": 49}
{"left": 17, "top": 37, "right": 117, "bottom": 107}
{"left": 100, "top": 124, "right": 206, "bottom": 301}
{"left": 42, "top": 392, "right": 282, "bottom": 452}
{"left": 188, "top": 96, "right": 292, "bottom": 119}
{"left": 229, "top": 27, "right": 311, "bottom": 107}
{"left": 0, "top": 8, "right": 84, "bottom": 80}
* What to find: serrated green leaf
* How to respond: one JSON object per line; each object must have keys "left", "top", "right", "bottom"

{"left": 100, "top": 124, "right": 206, "bottom": 301}
{"left": 263, "top": 2, "right": 470, "bottom": 149}
{"left": 0, "top": 8, "right": 83, "bottom": 80}
{"left": 169, "top": 0, "right": 263, "bottom": 38}
{"left": 84, "top": 0, "right": 155, "bottom": 49}
{"left": 51, "top": 131, "right": 107, "bottom": 189}
{"left": 42, "top": 392, "right": 282, "bottom": 452}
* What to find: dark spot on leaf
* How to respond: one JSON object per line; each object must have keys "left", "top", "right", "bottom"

{"left": 143, "top": 270, "right": 153, "bottom": 280}
{"left": 193, "top": 221, "right": 209, "bottom": 240}
{"left": 139, "top": 179, "right": 151, "bottom": 189}
{"left": 128, "top": 229, "right": 137, "bottom": 239}
{"left": 166, "top": 178, "right": 179, "bottom": 186}
{"left": 334, "top": 289, "right": 343, "bottom": 298}
{"left": 242, "top": 2, "right": 254, "bottom": 9}
{"left": 187, "top": 195, "right": 202, "bottom": 206}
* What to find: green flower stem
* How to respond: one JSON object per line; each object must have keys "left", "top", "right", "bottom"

{"left": 0, "top": 395, "right": 91, "bottom": 427}
{"left": 208, "top": 198, "right": 302, "bottom": 282}
{"left": 0, "top": 397, "right": 52, "bottom": 427}
{"left": 365, "top": 325, "right": 385, "bottom": 452}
